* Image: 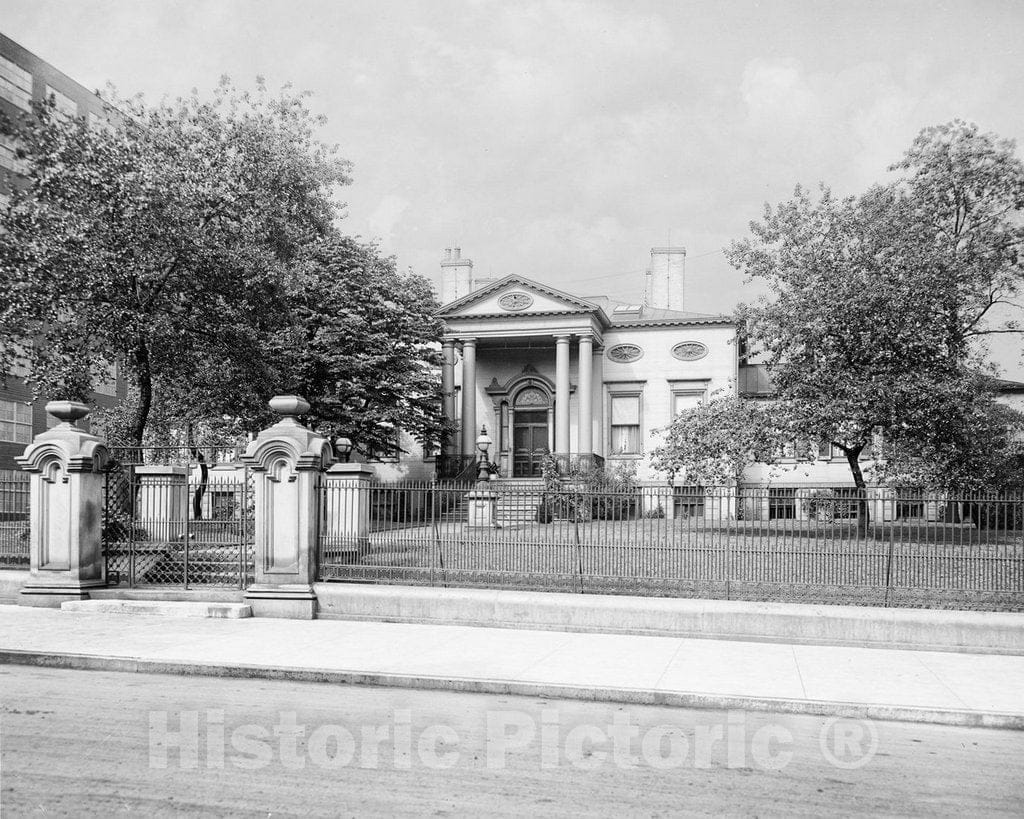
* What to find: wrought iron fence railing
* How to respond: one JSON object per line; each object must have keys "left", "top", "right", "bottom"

{"left": 0, "top": 469, "right": 30, "bottom": 569}
{"left": 102, "top": 469, "right": 255, "bottom": 589}
{"left": 317, "top": 482, "right": 1024, "bottom": 611}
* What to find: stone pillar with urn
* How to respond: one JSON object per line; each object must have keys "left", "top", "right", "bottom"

{"left": 242, "top": 395, "right": 333, "bottom": 619}
{"left": 16, "top": 401, "right": 110, "bottom": 607}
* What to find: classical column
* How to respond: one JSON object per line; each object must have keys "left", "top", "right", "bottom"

{"left": 441, "top": 340, "right": 456, "bottom": 454}
{"left": 593, "top": 345, "right": 605, "bottom": 456}
{"left": 555, "top": 334, "right": 571, "bottom": 453}
{"left": 460, "top": 338, "right": 477, "bottom": 458}
{"left": 577, "top": 334, "right": 593, "bottom": 457}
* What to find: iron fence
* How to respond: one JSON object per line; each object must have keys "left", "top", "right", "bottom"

{"left": 317, "top": 482, "right": 1024, "bottom": 611}
{"left": 102, "top": 467, "right": 254, "bottom": 589}
{"left": 0, "top": 469, "right": 30, "bottom": 569}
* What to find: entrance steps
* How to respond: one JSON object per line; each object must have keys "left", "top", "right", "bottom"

{"left": 492, "top": 479, "right": 545, "bottom": 525}
{"left": 60, "top": 600, "right": 252, "bottom": 618}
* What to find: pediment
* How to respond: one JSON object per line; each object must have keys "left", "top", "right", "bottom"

{"left": 437, "top": 275, "right": 601, "bottom": 319}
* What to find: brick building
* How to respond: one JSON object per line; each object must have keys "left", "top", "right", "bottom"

{"left": 0, "top": 33, "right": 125, "bottom": 470}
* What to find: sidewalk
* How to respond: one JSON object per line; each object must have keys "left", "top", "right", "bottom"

{"left": 2, "top": 604, "right": 1022, "bottom": 729}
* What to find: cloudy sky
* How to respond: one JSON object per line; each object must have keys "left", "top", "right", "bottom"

{"left": 4, "top": 0, "right": 1024, "bottom": 375}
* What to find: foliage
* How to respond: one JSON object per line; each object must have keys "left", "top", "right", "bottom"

{"left": 276, "top": 235, "right": 452, "bottom": 458}
{"left": 729, "top": 122, "right": 1024, "bottom": 493}
{"left": 889, "top": 120, "right": 1024, "bottom": 362}
{"left": 801, "top": 488, "right": 859, "bottom": 522}
{"left": 0, "top": 79, "right": 349, "bottom": 445}
{"left": 651, "top": 393, "right": 783, "bottom": 485}
{"left": 538, "top": 455, "right": 638, "bottom": 522}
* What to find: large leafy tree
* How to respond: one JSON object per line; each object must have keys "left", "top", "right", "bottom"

{"left": 278, "top": 236, "right": 452, "bottom": 458}
{"left": 728, "top": 121, "right": 1024, "bottom": 504}
{"left": 0, "top": 79, "right": 350, "bottom": 445}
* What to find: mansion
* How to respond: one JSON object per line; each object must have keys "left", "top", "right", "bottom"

{"left": 371, "top": 245, "right": 1024, "bottom": 506}
{"left": 379, "top": 246, "right": 874, "bottom": 489}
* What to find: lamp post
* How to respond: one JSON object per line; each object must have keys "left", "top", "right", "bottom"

{"left": 475, "top": 425, "right": 493, "bottom": 486}
{"left": 335, "top": 436, "right": 353, "bottom": 463}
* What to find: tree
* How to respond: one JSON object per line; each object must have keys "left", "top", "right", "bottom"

{"left": 728, "top": 122, "right": 1024, "bottom": 515}
{"left": 276, "top": 236, "right": 452, "bottom": 459}
{"left": 890, "top": 120, "right": 1024, "bottom": 363}
{"left": 651, "top": 394, "right": 782, "bottom": 486}
{"left": 0, "top": 78, "right": 350, "bottom": 445}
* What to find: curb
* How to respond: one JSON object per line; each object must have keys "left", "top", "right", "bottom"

{"left": 3, "top": 649, "right": 1021, "bottom": 731}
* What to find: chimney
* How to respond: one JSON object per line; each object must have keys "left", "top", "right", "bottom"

{"left": 440, "top": 245, "right": 474, "bottom": 305}
{"left": 648, "top": 247, "right": 686, "bottom": 312}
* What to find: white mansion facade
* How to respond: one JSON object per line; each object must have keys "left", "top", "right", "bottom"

{"left": 371, "top": 246, "right": 1023, "bottom": 502}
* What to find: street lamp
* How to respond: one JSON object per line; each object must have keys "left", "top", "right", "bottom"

{"left": 335, "top": 436, "right": 353, "bottom": 463}
{"left": 475, "top": 425, "right": 493, "bottom": 484}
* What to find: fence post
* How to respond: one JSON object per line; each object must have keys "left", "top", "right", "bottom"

{"left": 15, "top": 401, "right": 109, "bottom": 607}
{"left": 241, "top": 395, "right": 333, "bottom": 619}
{"left": 322, "top": 462, "right": 374, "bottom": 566}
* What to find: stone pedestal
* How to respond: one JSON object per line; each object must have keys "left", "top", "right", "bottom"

{"left": 15, "top": 401, "right": 109, "bottom": 607}
{"left": 466, "top": 489, "right": 498, "bottom": 528}
{"left": 322, "top": 463, "right": 374, "bottom": 562}
{"left": 242, "top": 395, "right": 332, "bottom": 619}
{"left": 135, "top": 465, "right": 189, "bottom": 543}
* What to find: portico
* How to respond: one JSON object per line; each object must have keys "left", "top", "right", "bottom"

{"left": 437, "top": 277, "right": 609, "bottom": 478}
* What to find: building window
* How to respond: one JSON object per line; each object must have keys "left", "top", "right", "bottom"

{"left": 768, "top": 488, "right": 797, "bottom": 520}
{"left": 896, "top": 488, "right": 925, "bottom": 520}
{"left": 0, "top": 400, "right": 32, "bottom": 443}
{"left": 0, "top": 136, "right": 28, "bottom": 174}
{"left": 0, "top": 55, "right": 32, "bottom": 111}
{"left": 610, "top": 393, "right": 642, "bottom": 455}
{"left": 671, "top": 391, "right": 705, "bottom": 417}
{"left": 45, "top": 84, "right": 78, "bottom": 119}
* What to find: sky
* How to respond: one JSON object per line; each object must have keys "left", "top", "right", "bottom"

{"left": 3, "top": 0, "right": 1024, "bottom": 376}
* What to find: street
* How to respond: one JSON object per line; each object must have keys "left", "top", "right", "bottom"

{"left": 2, "top": 665, "right": 1023, "bottom": 816}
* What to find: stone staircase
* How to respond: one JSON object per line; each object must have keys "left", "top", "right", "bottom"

{"left": 493, "top": 479, "right": 546, "bottom": 526}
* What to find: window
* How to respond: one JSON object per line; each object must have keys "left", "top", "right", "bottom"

{"left": 896, "top": 488, "right": 925, "bottom": 520}
{"left": 0, "top": 400, "right": 32, "bottom": 443}
{"left": 669, "top": 380, "right": 708, "bottom": 417}
{"left": 45, "top": 84, "right": 78, "bottom": 119}
{"left": 610, "top": 393, "right": 641, "bottom": 455}
{"left": 0, "top": 55, "right": 32, "bottom": 111}
{"left": 0, "top": 136, "right": 28, "bottom": 174}
{"left": 768, "top": 488, "right": 796, "bottom": 520}
{"left": 674, "top": 485, "right": 705, "bottom": 518}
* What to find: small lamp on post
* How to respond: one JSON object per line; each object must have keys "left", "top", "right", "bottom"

{"left": 335, "top": 436, "right": 353, "bottom": 463}
{"left": 475, "top": 425, "right": 493, "bottom": 485}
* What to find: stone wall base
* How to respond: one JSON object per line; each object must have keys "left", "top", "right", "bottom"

{"left": 245, "top": 584, "right": 318, "bottom": 620}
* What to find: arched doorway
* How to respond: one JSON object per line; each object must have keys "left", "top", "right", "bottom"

{"left": 512, "top": 386, "right": 550, "bottom": 477}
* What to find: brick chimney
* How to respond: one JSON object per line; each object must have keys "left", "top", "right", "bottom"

{"left": 440, "top": 245, "right": 474, "bottom": 305}
{"left": 648, "top": 247, "right": 686, "bottom": 312}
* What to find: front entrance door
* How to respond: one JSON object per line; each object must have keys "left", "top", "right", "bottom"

{"left": 513, "top": 409, "right": 549, "bottom": 477}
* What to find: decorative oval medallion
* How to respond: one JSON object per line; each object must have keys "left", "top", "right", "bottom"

{"left": 671, "top": 341, "right": 708, "bottom": 361}
{"left": 606, "top": 344, "right": 643, "bottom": 363}
{"left": 498, "top": 292, "right": 533, "bottom": 311}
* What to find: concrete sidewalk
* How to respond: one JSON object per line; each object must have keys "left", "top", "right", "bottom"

{"left": 1, "top": 604, "right": 1022, "bottom": 729}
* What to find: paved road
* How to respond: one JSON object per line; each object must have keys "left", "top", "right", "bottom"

{"left": 2, "top": 665, "right": 1023, "bottom": 817}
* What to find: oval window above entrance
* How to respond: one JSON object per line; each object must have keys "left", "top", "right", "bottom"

{"left": 515, "top": 387, "right": 549, "bottom": 408}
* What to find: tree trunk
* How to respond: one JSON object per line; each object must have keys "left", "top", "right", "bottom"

{"left": 844, "top": 446, "right": 871, "bottom": 537}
